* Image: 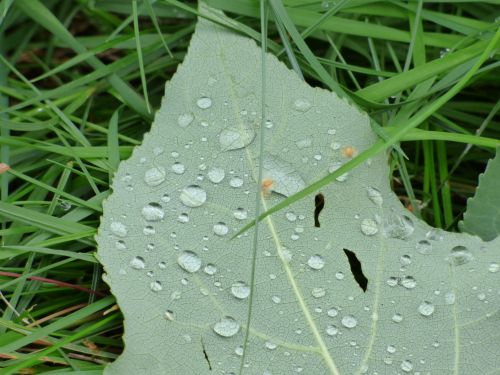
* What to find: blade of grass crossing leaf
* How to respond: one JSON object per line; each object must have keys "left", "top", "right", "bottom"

{"left": 436, "top": 140, "right": 453, "bottom": 228}
{"left": 107, "top": 109, "right": 120, "bottom": 181}
{"left": 144, "top": 0, "right": 174, "bottom": 58}
{"left": 132, "top": 0, "right": 151, "bottom": 114}
{"left": 234, "top": 26, "right": 500, "bottom": 236}
{"left": 272, "top": 9, "right": 304, "bottom": 79}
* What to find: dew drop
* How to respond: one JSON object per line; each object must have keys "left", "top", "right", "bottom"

{"left": 295, "top": 138, "right": 312, "bottom": 149}
{"left": 382, "top": 213, "right": 414, "bottom": 239}
{"left": 204, "top": 263, "right": 217, "bottom": 275}
{"left": 416, "top": 240, "right": 432, "bottom": 255}
{"left": 366, "top": 187, "right": 383, "bottom": 206}
{"left": 110, "top": 221, "right": 128, "bottom": 237}
{"left": 328, "top": 162, "right": 348, "bottom": 182}
{"left": 208, "top": 167, "right": 225, "bottom": 183}
{"left": 144, "top": 166, "right": 166, "bottom": 186}
{"left": 143, "top": 226, "right": 155, "bottom": 235}
{"left": 172, "top": 162, "right": 185, "bottom": 174}
{"left": 262, "top": 156, "right": 306, "bottom": 197}
{"left": 265, "top": 341, "right": 277, "bottom": 350}
{"left": 392, "top": 313, "right": 403, "bottom": 323}
{"left": 233, "top": 208, "right": 248, "bottom": 220}
{"left": 213, "top": 222, "right": 229, "bottom": 236}
{"left": 177, "top": 213, "right": 189, "bottom": 223}
{"left": 141, "top": 202, "right": 164, "bottom": 221}
{"left": 219, "top": 126, "right": 256, "bottom": 151}
{"left": 448, "top": 245, "right": 473, "bottom": 266}
{"left": 335, "top": 271, "right": 344, "bottom": 280}
{"left": 341, "top": 315, "right": 358, "bottom": 328}
{"left": 387, "top": 277, "right": 398, "bottom": 287}
{"left": 401, "top": 360, "right": 413, "bottom": 372}
{"left": 177, "top": 251, "right": 201, "bottom": 273}
{"left": 234, "top": 346, "right": 244, "bottom": 356}
{"left": 401, "top": 276, "right": 417, "bottom": 289}
{"left": 326, "top": 325, "right": 338, "bottom": 336}
{"left": 196, "top": 96, "right": 212, "bottom": 109}
{"left": 150, "top": 281, "right": 162, "bottom": 292}
{"left": 307, "top": 255, "right": 325, "bottom": 270}
{"left": 130, "top": 256, "right": 145, "bottom": 270}
{"left": 164, "top": 310, "right": 175, "bottom": 321}
{"left": 293, "top": 98, "right": 312, "bottom": 112}
{"left": 180, "top": 185, "right": 207, "bottom": 207}
{"left": 178, "top": 113, "right": 194, "bottom": 127}
{"left": 311, "top": 287, "right": 326, "bottom": 298}
{"left": 387, "top": 345, "right": 396, "bottom": 354}
{"left": 285, "top": 212, "right": 297, "bottom": 222}
{"left": 213, "top": 316, "right": 240, "bottom": 337}
{"left": 231, "top": 281, "right": 250, "bottom": 299}
{"left": 488, "top": 262, "right": 499, "bottom": 273}
{"left": 272, "top": 295, "right": 281, "bottom": 304}
{"left": 115, "top": 240, "right": 126, "bottom": 250}
{"left": 418, "top": 301, "right": 435, "bottom": 316}
{"left": 444, "top": 291, "right": 456, "bottom": 305}
{"left": 229, "top": 177, "right": 244, "bottom": 188}
{"left": 360, "top": 218, "right": 378, "bottom": 236}
{"left": 327, "top": 307, "right": 338, "bottom": 317}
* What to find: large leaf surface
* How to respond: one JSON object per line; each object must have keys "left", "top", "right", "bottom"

{"left": 97, "top": 5, "right": 500, "bottom": 374}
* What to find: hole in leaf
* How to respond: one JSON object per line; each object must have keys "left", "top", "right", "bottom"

{"left": 201, "top": 337, "right": 212, "bottom": 370}
{"left": 314, "top": 193, "right": 325, "bottom": 227}
{"left": 343, "top": 248, "right": 368, "bottom": 292}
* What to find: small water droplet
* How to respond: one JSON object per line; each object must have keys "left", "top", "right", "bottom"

{"left": 265, "top": 341, "right": 277, "bottom": 350}
{"left": 110, "top": 221, "right": 128, "bottom": 237}
{"left": 115, "top": 240, "right": 126, "bottom": 250}
{"left": 327, "top": 307, "right": 338, "bottom": 317}
{"left": 141, "top": 202, "right": 164, "bottom": 221}
{"left": 311, "top": 287, "right": 326, "bottom": 298}
{"left": 387, "top": 277, "right": 399, "bottom": 287}
{"left": 265, "top": 119, "right": 274, "bottom": 129}
{"left": 204, "top": 263, "right": 217, "bottom": 275}
{"left": 307, "top": 255, "right": 325, "bottom": 270}
{"left": 272, "top": 295, "right": 281, "bottom": 304}
{"left": 164, "top": 310, "right": 174, "bottom": 321}
{"left": 233, "top": 208, "right": 248, "bottom": 220}
{"left": 229, "top": 177, "right": 244, "bottom": 188}
{"left": 144, "top": 166, "right": 166, "bottom": 186}
{"left": 213, "top": 222, "right": 229, "bottom": 236}
{"left": 418, "top": 301, "right": 435, "bottom": 316}
{"left": 448, "top": 245, "right": 473, "bottom": 266}
{"left": 178, "top": 113, "right": 194, "bottom": 127}
{"left": 293, "top": 98, "right": 312, "bottom": 112}
{"left": 177, "top": 213, "right": 189, "bottom": 223}
{"left": 400, "top": 254, "right": 412, "bottom": 266}
{"left": 392, "top": 313, "right": 403, "bottom": 323}
{"left": 295, "top": 138, "right": 312, "bottom": 149}
{"left": 444, "top": 291, "right": 456, "bottom": 305}
{"left": 172, "top": 162, "right": 185, "bottom": 174}
{"left": 488, "top": 262, "right": 499, "bottom": 273}
{"left": 231, "top": 281, "right": 250, "bottom": 299}
{"left": 180, "top": 185, "right": 207, "bottom": 207}
{"left": 366, "top": 187, "right": 383, "bottom": 206}
{"left": 416, "top": 240, "right": 432, "bottom": 255}
{"left": 177, "top": 251, "right": 201, "bottom": 273}
{"left": 213, "top": 316, "right": 240, "bottom": 337}
{"left": 208, "top": 167, "right": 225, "bottom": 183}
{"left": 401, "top": 276, "right": 417, "bottom": 289}
{"left": 326, "top": 325, "right": 338, "bottom": 336}
{"left": 262, "top": 156, "right": 306, "bottom": 197}
{"left": 360, "top": 218, "right": 378, "bottom": 236}
{"left": 335, "top": 271, "right": 344, "bottom": 280}
{"left": 285, "top": 212, "right": 297, "bottom": 222}
{"left": 196, "top": 96, "right": 212, "bottom": 109}
{"left": 143, "top": 226, "right": 155, "bottom": 235}
{"left": 130, "top": 256, "right": 145, "bottom": 270}
{"left": 341, "top": 315, "right": 358, "bottom": 328}
{"left": 234, "top": 346, "right": 244, "bottom": 356}
{"left": 387, "top": 345, "right": 396, "bottom": 354}
{"left": 328, "top": 162, "right": 348, "bottom": 182}
{"left": 401, "top": 359, "right": 413, "bottom": 372}
{"left": 150, "top": 281, "right": 163, "bottom": 292}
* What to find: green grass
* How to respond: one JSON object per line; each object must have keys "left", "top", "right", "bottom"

{"left": 0, "top": 0, "right": 499, "bottom": 373}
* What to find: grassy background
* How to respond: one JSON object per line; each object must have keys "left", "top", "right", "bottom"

{"left": 0, "top": 0, "right": 499, "bottom": 373}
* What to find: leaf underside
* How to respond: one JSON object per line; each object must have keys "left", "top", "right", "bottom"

{"left": 97, "top": 4, "right": 500, "bottom": 375}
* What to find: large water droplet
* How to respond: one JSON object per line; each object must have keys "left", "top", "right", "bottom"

{"left": 382, "top": 213, "right": 414, "bottom": 239}
{"left": 341, "top": 315, "right": 358, "bottom": 328}
{"left": 219, "top": 126, "right": 256, "bottom": 151}
{"left": 401, "top": 360, "right": 413, "bottom": 372}
{"left": 213, "top": 222, "right": 229, "bottom": 236}
{"left": 418, "top": 301, "right": 435, "bottom": 316}
{"left": 213, "top": 316, "right": 240, "bottom": 337}
{"left": 262, "top": 156, "right": 306, "bottom": 197}
{"left": 366, "top": 187, "right": 383, "bottom": 206}
{"left": 180, "top": 185, "right": 207, "bottom": 207}
{"left": 416, "top": 240, "right": 432, "bottom": 255}
{"left": 360, "top": 218, "right": 378, "bottom": 236}
{"left": 307, "top": 255, "right": 325, "bottom": 270}
{"left": 196, "top": 96, "right": 212, "bottom": 109}
{"left": 233, "top": 208, "right": 248, "bottom": 220}
{"left": 177, "top": 251, "right": 201, "bottom": 273}
{"left": 328, "top": 162, "right": 348, "bottom": 182}
{"left": 144, "top": 166, "right": 166, "bottom": 186}
{"left": 293, "top": 98, "right": 311, "bottom": 112}
{"left": 150, "top": 281, "right": 163, "bottom": 292}
{"left": 178, "top": 113, "right": 194, "bottom": 127}
{"left": 130, "top": 256, "right": 145, "bottom": 270}
{"left": 231, "top": 281, "right": 250, "bottom": 299}
{"left": 110, "top": 221, "right": 128, "bottom": 237}
{"left": 448, "top": 245, "right": 473, "bottom": 266}
{"left": 141, "top": 202, "right": 164, "bottom": 221}
{"left": 208, "top": 167, "right": 225, "bottom": 183}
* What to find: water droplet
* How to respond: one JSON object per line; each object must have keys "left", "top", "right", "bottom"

{"left": 141, "top": 202, "right": 164, "bottom": 221}
{"left": 180, "top": 185, "right": 207, "bottom": 207}
{"left": 143, "top": 226, "right": 155, "bottom": 235}
{"left": 400, "top": 254, "right": 412, "bottom": 266}
{"left": 335, "top": 272, "right": 344, "bottom": 280}
{"left": 328, "top": 162, "right": 348, "bottom": 182}
{"left": 382, "top": 213, "right": 414, "bottom": 239}
{"left": 327, "top": 307, "right": 338, "bottom": 317}
{"left": 387, "top": 277, "right": 398, "bottom": 287}
{"left": 213, "top": 316, "right": 240, "bottom": 337}
{"left": 150, "top": 281, "right": 162, "bottom": 292}
{"left": 311, "top": 287, "right": 326, "bottom": 298}
{"left": 219, "top": 126, "right": 255, "bottom": 151}
{"left": 234, "top": 346, "right": 244, "bottom": 356}
{"left": 426, "top": 228, "right": 444, "bottom": 241}
{"left": 392, "top": 313, "right": 403, "bottom": 323}
{"left": 272, "top": 295, "right": 281, "bottom": 304}
{"left": 341, "top": 315, "right": 358, "bottom": 328}
{"left": 295, "top": 138, "right": 312, "bottom": 149}
{"left": 307, "top": 255, "right": 325, "bottom": 270}
{"left": 231, "top": 281, "right": 250, "bottom": 299}
{"left": 326, "top": 325, "right": 338, "bottom": 336}
{"left": 488, "top": 262, "right": 499, "bottom": 273}
{"left": 387, "top": 345, "right": 396, "bottom": 354}
{"left": 233, "top": 208, "right": 248, "bottom": 220}
{"left": 208, "top": 167, "right": 225, "bottom": 183}
{"left": 144, "top": 166, "right": 166, "bottom": 186}
{"left": 401, "top": 360, "right": 413, "bottom": 372}
{"left": 262, "top": 156, "right": 306, "bottom": 197}
{"left": 164, "top": 310, "right": 174, "bottom": 321}
{"left": 265, "top": 119, "right": 274, "bottom": 129}
{"left": 416, "top": 240, "right": 432, "bottom": 255}
{"left": 285, "top": 212, "right": 297, "bottom": 222}
{"left": 196, "top": 96, "right": 212, "bottom": 109}
{"left": 366, "top": 187, "right": 383, "bottom": 206}
{"left": 172, "top": 162, "right": 185, "bottom": 174}
{"left": 204, "top": 263, "right": 217, "bottom": 275}
{"left": 110, "top": 221, "right": 128, "bottom": 237}
{"left": 115, "top": 240, "right": 126, "bottom": 250}
{"left": 401, "top": 276, "right": 417, "bottom": 289}
{"left": 178, "top": 113, "right": 194, "bottom": 127}
{"left": 177, "top": 251, "right": 201, "bottom": 273}
{"left": 448, "top": 245, "right": 473, "bottom": 266}
{"left": 178, "top": 213, "right": 189, "bottom": 223}
{"left": 360, "top": 218, "right": 378, "bottom": 236}
{"left": 229, "top": 177, "right": 244, "bottom": 188}
{"left": 444, "top": 291, "right": 456, "bottom": 305}
{"left": 418, "top": 301, "right": 435, "bottom": 316}
{"left": 213, "top": 222, "right": 229, "bottom": 236}
{"left": 265, "top": 341, "right": 277, "bottom": 350}
{"left": 293, "top": 98, "right": 311, "bottom": 112}
{"left": 130, "top": 256, "right": 145, "bottom": 270}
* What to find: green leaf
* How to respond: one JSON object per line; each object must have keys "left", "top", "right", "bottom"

{"left": 97, "top": 5, "right": 500, "bottom": 375}
{"left": 461, "top": 148, "right": 500, "bottom": 241}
